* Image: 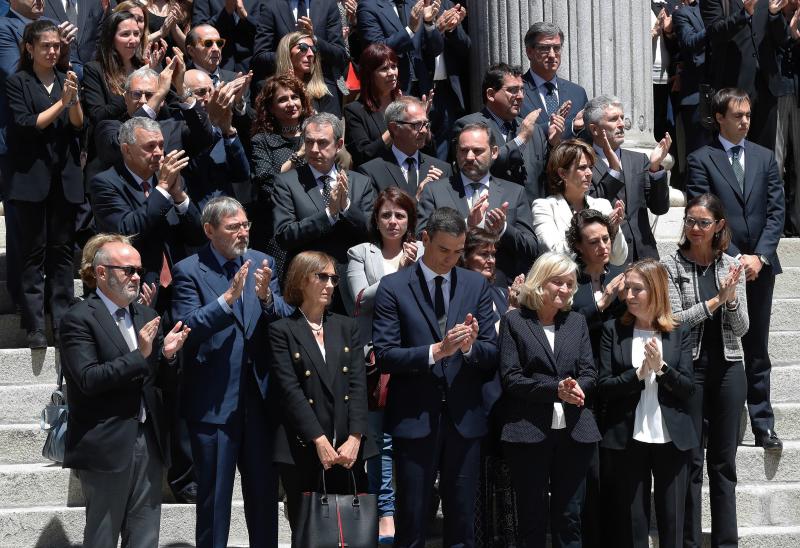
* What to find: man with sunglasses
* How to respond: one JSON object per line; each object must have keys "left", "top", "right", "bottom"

{"left": 171, "top": 196, "right": 292, "bottom": 548}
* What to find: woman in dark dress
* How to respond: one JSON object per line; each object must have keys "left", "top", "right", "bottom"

{"left": 663, "top": 193, "right": 748, "bottom": 548}
{"left": 343, "top": 43, "right": 400, "bottom": 167}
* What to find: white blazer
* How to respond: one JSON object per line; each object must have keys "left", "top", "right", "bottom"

{"left": 532, "top": 194, "right": 628, "bottom": 265}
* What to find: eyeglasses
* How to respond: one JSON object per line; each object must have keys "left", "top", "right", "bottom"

{"left": 501, "top": 86, "right": 523, "bottom": 95}
{"left": 223, "top": 221, "right": 252, "bottom": 232}
{"left": 296, "top": 42, "right": 318, "bottom": 54}
{"left": 533, "top": 43, "right": 562, "bottom": 54}
{"left": 314, "top": 272, "right": 340, "bottom": 286}
{"left": 126, "top": 89, "right": 155, "bottom": 101}
{"left": 684, "top": 217, "right": 718, "bottom": 229}
{"left": 190, "top": 86, "right": 212, "bottom": 97}
{"left": 102, "top": 264, "right": 144, "bottom": 277}
{"left": 200, "top": 38, "right": 226, "bottom": 48}
{"left": 395, "top": 120, "right": 430, "bottom": 131}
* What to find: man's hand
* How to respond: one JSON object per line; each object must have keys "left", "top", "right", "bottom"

{"left": 417, "top": 166, "right": 444, "bottom": 200}
{"left": 547, "top": 112, "right": 565, "bottom": 147}
{"left": 158, "top": 149, "right": 190, "bottom": 201}
{"left": 162, "top": 321, "right": 191, "bottom": 359}
{"left": 467, "top": 194, "right": 489, "bottom": 228}
{"left": 147, "top": 39, "right": 168, "bottom": 71}
{"left": 590, "top": 124, "right": 623, "bottom": 171}
{"left": 170, "top": 47, "right": 187, "bottom": 97}
{"left": 649, "top": 132, "right": 672, "bottom": 172}
{"left": 296, "top": 15, "right": 314, "bottom": 34}
{"left": 235, "top": 0, "right": 248, "bottom": 18}
{"left": 740, "top": 254, "right": 763, "bottom": 281}
{"left": 207, "top": 83, "right": 236, "bottom": 132}
{"left": 399, "top": 241, "right": 419, "bottom": 268}
{"left": 224, "top": 0, "right": 237, "bottom": 14}
{"left": 154, "top": 55, "right": 178, "bottom": 106}
{"left": 508, "top": 274, "right": 525, "bottom": 309}
{"left": 517, "top": 108, "right": 542, "bottom": 143}
{"left": 769, "top": 0, "right": 787, "bottom": 15}
{"left": 433, "top": 321, "right": 475, "bottom": 361}
{"left": 223, "top": 260, "right": 250, "bottom": 306}
{"left": 137, "top": 316, "right": 161, "bottom": 359}
{"left": 484, "top": 202, "right": 508, "bottom": 235}
{"left": 230, "top": 71, "right": 253, "bottom": 110}
{"left": 572, "top": 108, "right": 585, "bottom": 133}
{"left": 254, "top": 259, "right": 273, "bottom": 301}
{"left": 409, "top": 0, "right": 425, "bottom": 31}
{"left": 138, "top": 282, "right": 157, "bottom": 307}
{"left": 58, "top": 21, "right": 78, "bottom": 45}
{"left": 459, "top": 313, "right": 479, "bottom": 353}
{"left": 335, "top": 169, "right": 350, "bottom": 212}
{"left": 744, "top": 0, "right": 758, "bottom": 16}
{"left": 335, "top": 434, "right": 362, "bottom": 468}
{"left": 423, "top": 0, "right": 441, "bottom": 23}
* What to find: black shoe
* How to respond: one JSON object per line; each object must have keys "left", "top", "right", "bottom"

{"left": 755, "top": 430, "right": 783, "bottom": 451}
{"left": 171, "top": 482, "right": 198, "bottom": 504}
{"left": 27, "top": 330, "right": 47, "bottom": 349}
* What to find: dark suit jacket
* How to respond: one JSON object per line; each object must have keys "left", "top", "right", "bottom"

{"left": 520, "top": 72, "right": 588, "bottom": 140}
{"left": 272, "top": 165, "right": 375, "bottom": 266}
{"left": 372, "top": 263, "right": 499, "bottom": 439}
{"left": 171, "top": 245, "right": 292, "bottom": 424}
{"left": 184, "top": 130, "right": 250, "bottom": 209}
{"left": 44, "top": 0, "right": 105, "bottom": 78}
{"left": 344, "top": 99, "right": 389, "bottom": 168}
{"left": 597, "top": 319, "right": 697, "bottom": 451}
{"left": 356, "top": 0, "right": 444, "bottom": 96}
{"left": 81, "top": 61, "right": 127, "bottom": 127}
{"left": 269, "top": 310, "right": 377, "bottom": 465}
{"left": 589, "top": 148, "right": 670, "bottom": 261}
{"left": 673, "top": 3, "right": 707, "bottom": 106}
{"left": 452, "top": 107, "right": 549, "bottom": 205}
{"left": 436, "top": 0, "right": 470, "bottom": 110}
{"left": 60, "top": 294, "right": 175, "bottom": 472}
{"left": 0, "top": 12, "right": 25, "bottom": 158}
{"left": 192, "top": 0, "right": 266, "bottom": 72}
{"left": 3, "top": 69, "right": 84, "bottom": 204}
{"left": 90, "top": 164, "right": 206, "bottom": 288}
{"left": 417, "top": 174, "right": 539, "bottom": 286}
{"left": 572, "top": 265, "right": 626, "bottom": 359}
{"left": 686, "top": 139, "right": 785, "bottom": 272}
{"left": 357, "top": 147, "right": 451, "bottom": 198}
{"left": 497, "top": 308, "right": 601, "bottom": 444}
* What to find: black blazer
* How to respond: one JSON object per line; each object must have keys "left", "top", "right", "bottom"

{"left": 269, "top": 311, "right": 376, "bottom": 466}
{"left": 192, "top": 0, "right": 266, "bottom": 72}
{"left": 81, "top": 61, "right": 127, "bottom": 127}
{"left": 673, "top": 2, "right": 707, "bottom": 106}
{"left": 497, "top": 308, "right": 601, "bottom": 444}
{"left": 60, "top": 294, "right": 175, "bottom": 473}
{"left": 44, "top": 0, "right": 105, "bottom": 76}
{"left": 571, "top": 264, "right": 627, "bottom": 359}
{"left": 344, "top": 99, "right": 389, "bottom": 168}
{"left": 357, "top": 147, "right": 451, "bottom": 198}
{"left": 597, "top": 319, "right": 697, "bottom": 452}
{"left": 3, "top": 68, "right": 84, "bottom": 204}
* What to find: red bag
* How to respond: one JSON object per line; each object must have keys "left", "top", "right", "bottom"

{"left": 354, "top": 289, "right": 389, "bottom": 410}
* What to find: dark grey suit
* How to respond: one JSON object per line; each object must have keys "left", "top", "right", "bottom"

{"left": 357, "top": 147, "right": 451, "bottom": 198}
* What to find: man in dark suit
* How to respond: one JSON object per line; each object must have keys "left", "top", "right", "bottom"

{"left": 60, "top": 233, "right": 190, "bottom": 548}
{"left": 272, "top": 112, "right": 375, "bottom": 311}
{"left": 585, "top": 94, "right": 672, "bottom": 262}
{"left": 191, "top": 0, "right": 265, "bottom": 72}
{"left": 43, "top": 0, "right": 105, "bottom": 79}
{"left": 90, "top": 117, "right": 206, "bottom": 305}
{"left": 520, "top": 21, "right": 588, "bottom": 140}
{"left": 357, "top": 96, "right": 450, "bottom": 198}
{"left": 418, "top": 123, "right": 539, "bottom": 287}
{"left": 372, "top": 206, "right": 499, "bottom": 548}
{"left": 453, "top": 62, "right": 559, "bottom": 206}
{"left": 686, "top": 88, "right": 785, "bottom": 451}
{"left": 172, "top": 196, "right": 292, "bottom": 548}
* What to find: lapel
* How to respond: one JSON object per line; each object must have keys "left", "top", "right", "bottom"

{"left": 197, "top": 245, "right": 246, "bottom": 329}
{"left": 708, "top": 141, "right": 745, "bottom": 202}
{"left": 480, "top": 107, "right": 506, "bottom": 144}
{"left": 77, "top": 1, "right": 91, "bottom": 37}
{"left": 552, "top": 312, "right": 569, "bottom": 364}
{"left": 686, "top": 4, "right": 702, "bottom": 28}
{"left": 279, "top": 0, "right": 296, "bottom": 28}
{"left": 742, "top": 140, "right": 757, "bottom": 204}
{"left": 660, "top": 328, "right": 675, "bottom": 371}
{"left": 298, "top": 165, "right": 326, "bottom": 212}
{"left": 620, "top": 322, "right": 634, "bottom": 370}
{"left": 591, "top": 157, "right": 610, "bottom": 195}
{"left": 290, "top": 311, "right": 335, "bottom": 394}
{"left": 487, "top": 177, "right": 504, "bottom": 211}
{"left": 8, "top": 13, "right": 25, "bottom": 41}
{"left": 88, "top": 293, "right": 133, "bottom": 356}
{"left": 381, "top": 149, "right": 410, "bottom": 193}
{"left": 522, "top": 70, "right": 546, "bottom": 115}
{"left": 377, "top": 0, "right": 405, "bottom": 32}
{"left": 447, "top": 175, "right": 470, "bottom": 218}
{"left": 310, "top": 0, "right": 328, "bottom": 32}
{"left": 117, "top": 163, "right": 149, "bottom": 207}
{"left": 46, "top": 0, "right": 68, "bottom": 24}
{"left": 445, "top": 268, "right": 463, "bottom": 331}
{"left": 521, "top": 308, "right": 557, "bottom": 373}
{"left": 408, "top": 262, "right": 442, "bottom": 339}
{"left": 364, "top": 244, "right": 385, "bottom": 284}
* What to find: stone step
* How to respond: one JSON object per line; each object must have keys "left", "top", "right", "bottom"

{"left": 704, "top": 441, "right": 800, "bottom": 483}
{"left": 767, "top": 333, "right": 800, "bottom": 362}
{"left": 0, "top": 385, "right": 55, "bottom": 425}
{"left": 774, "top": 267, "right": 800, "bottom": 298}
{"left": 742, "top": 403, "right": 800, "bottom": 443}
{"left": 769, "top": 299, "right": 800, "bottom": 332}
{"left": 0, "top": 279, "right": 83, "bottom": 315}
{"left": 657, "top": 238, "right": 800, "bottom": 268}
{"left": 0, "top": 348, "right": 59, "bottom": 386}
{"left": 0, "top": 425, "right": 47, "bottom": 465}
{"left": 0, "top": 315, "right": 54, "bottom": 349}
{"left": 768, "top": 364, "right": 800, "bottom": 403}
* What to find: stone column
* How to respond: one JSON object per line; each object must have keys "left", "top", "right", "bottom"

{"left": 466, "top": 0, "right": 655, "bottom": 146}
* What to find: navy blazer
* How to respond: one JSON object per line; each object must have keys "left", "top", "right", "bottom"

{"left": 357, "top": 147, "right": 451, "bottom": 198}
{"left": 0, "top": 13, "right": 28, "bottom": 158}
{"left": 597, "top": 319, "right": 697, "bottom": 452}
{"left": 497, "top": 308, "right": 601, "bottom": 444}
{"left": 686, "top": 139, "right": 785, "bottom": 272}
{"left": 520, "top": 72, "right": 588, "bottom": 140}
{"left": 673, "top": 3, "right": 707, "bottom": 106}
{"left": 44, "top": 0, "right": 105, "bottom": 79}
{"left": 172, "top": 245, "right": 292, "bottom": 424}
{"left": 372, "top": 263, "right": 499, "bottom": 439}
{"left": 192, "top": 0, "right": 266, "bottom": 72}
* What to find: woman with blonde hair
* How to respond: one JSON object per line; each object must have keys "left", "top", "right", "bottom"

{"left": 275, "top": 31, "right": 340, "bottom": 116}
{"left": 498, "top": 252, "right": 601, "bottom": 547}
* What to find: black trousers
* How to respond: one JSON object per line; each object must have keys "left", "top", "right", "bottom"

{"left": 684, "top": 359, "right": 747, "bottom": 548}
{"left": 603, "top": 441, "right": 689, "bottom": 548}
{"left": 743, "top": 266, "right": 776, "bottom": 435}
{"left": 504, "top": 432, "right": 594, "bottom": 548}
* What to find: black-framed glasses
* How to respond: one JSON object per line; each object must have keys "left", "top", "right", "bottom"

{"left": 533, "top": 43, "right": 562, "bottom": 54}
{"left": 102, "top": 264, "right": 144, "bottom": 277}
{"left": 395, "top": 120, "right": 430, "bottom": 131}
{"left": 126, "top": 89, "right": 155, "bottom": 101}
{"left": 200, "top": 38, "right": 226, "bottom": 48}
{"left": 296, "top": 42, "right": 319, "bottom": 54}
{"left": 314, "top": 272, "right": 340, "bottom": 286}
{"left": 684, "top": 217, "right": 718, "bottom": 229}
{"left": 223, "top": 221, "right": 252, "bottom": 232}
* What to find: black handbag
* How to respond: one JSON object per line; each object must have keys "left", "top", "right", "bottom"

{"left": 41, "top": 368, "right": 68, "bottom": 463}
{"left": 294, "top": 468, "right": 378, "bottom": 548}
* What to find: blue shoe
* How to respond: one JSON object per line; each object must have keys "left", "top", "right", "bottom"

{"left": 378, "top": 535, "right": 394, "bottom": 544}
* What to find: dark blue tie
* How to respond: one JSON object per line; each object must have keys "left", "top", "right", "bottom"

{"left": 223, "top": 260, "right": 244, "bottom": 316}
{"left": 543, "top": 81, "right": 558, "bottom": 115}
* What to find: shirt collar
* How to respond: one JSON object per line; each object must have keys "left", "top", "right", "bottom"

{"left": 485, "top": 107, "right": 513, "bottom": 129}
{"left": 592, "top": 142, "right": 621, "bottom": 159}
{"left": 96, "top": 287, "right": 128, "bottom": 317}
{"left": 124, "top": 164, "right": 154, "bottom": 189}
{"left": 460, "top": 172, "right": 491, "bottom": 190}
{"left": 391, "top": 145, "right": 419, "bottom": 167}
{"left": 309, "top": 163, "right": 338, "bottom": 184}
{"left": 718, "top": 135, "right": 745, "bottom": 153}
{"left": 9, "top": 9, "right": 33, "bottom": 25}
{"left": 529, "top": 69, "right": 557, "bottom": 91}
{"left": 419, "top": 257, "right": 451, "bottom": 285}
{"left": 209, "top": 244, "right": 238, "bottom": 269}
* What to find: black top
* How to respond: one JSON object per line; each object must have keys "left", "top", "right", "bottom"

{"left": 695, "top": 260, "right": 725, "bottom": 369}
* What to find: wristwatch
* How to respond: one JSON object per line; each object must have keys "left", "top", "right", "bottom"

{"left": 657, "top": 362, "right": 670, "bottom": 376}
{"left": 758, "top": 255, "right": 769, "bottom": 266}
{"left": 177, "top": 89, "right": 193, "bottom": 102}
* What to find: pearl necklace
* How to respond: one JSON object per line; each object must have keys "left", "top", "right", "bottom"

{"left": 299, "top": 309, "right": 324, "bottom": 334}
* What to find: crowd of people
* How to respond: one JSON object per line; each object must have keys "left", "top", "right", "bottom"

{"left": 0, "top": 0, "right": 794, "bottom": 546}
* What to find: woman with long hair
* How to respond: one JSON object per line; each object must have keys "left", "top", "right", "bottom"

{"left": 275, "top": 31, "right": 340, "bottom": 116}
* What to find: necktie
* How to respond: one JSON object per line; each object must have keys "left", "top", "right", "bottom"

{"left": 405, "top": 157, "right": 417, "bottom": 192}
{"left": 502, "top": 121, "right": 515, "bottom": 142}
{"left": 210, "top": 72, "right": 220, "bottom": 87}
{"left": 296, "top": 0, "right": 308, "bottom": 20}
{"left": 434, "top": 276, "right": 446, "bottom": 337}
{"left": 140, "top": 179, "right": 173, "bottom": 287}
{"left": 320, "top": 175, "right": 333, "bottom": 208}
{"left": 730, "top": 145, "right": 745, "bottom": 192}
{"left": 543, "top": 81, "right": 558, "bottom": 115}
{"left": 395, "top": 0, "right": 408, "bottom": 27}
{"left": 470, "top": 182, "right": 484, "bottom": 209}
{"left": 223, "top": 260, "right": 244, "bottom": 316}
{"left": 114, "top": 308, "right": 136, "bottom": 351}
{"left": 65, "top": 0, "right": 77, "bottom": 26}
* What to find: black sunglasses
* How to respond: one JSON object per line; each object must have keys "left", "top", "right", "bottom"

{"left": 314, "top": 272, "right": 340, "bottom": 286}
{"left": 200, "top": 38, "right": 226, "bottom": 48}
{"left": 102, "top": 264, "right": 144, "bottom": 277}
{"left": 296, "top": 42, "right": 318, "bottom": 54}
{"left": 127, "top": 90, "right": 155, "bottom": 101}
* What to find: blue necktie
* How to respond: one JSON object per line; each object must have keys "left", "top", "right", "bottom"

{"left": 543, "top": 81, "right": 558, "bottom": 115}
{"left": 223, "top": 260, "right": 244, "bottom": 316}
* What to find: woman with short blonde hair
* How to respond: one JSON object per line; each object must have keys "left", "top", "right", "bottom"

{"left": 517, "top": 252, "right": 579, "bottom": 311}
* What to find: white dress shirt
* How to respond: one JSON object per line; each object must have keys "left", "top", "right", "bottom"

{"left": 419, "top": 259, "right": 451, "bottom": 365}
{"left": 309, "top": 164, "right": 350, "bottom": 223}
{"left": 632, "top": 328, "right": 671, "bottom": 444}
{"left": 718, "top": 135, "right": 746, "bottom": 173}
{"left": 542, "top": 324, "right": 566, "bottom": 429}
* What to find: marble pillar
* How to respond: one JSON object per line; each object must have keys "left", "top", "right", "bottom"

{"left": 466, "top": 0, "right": 655, "bottom": 146}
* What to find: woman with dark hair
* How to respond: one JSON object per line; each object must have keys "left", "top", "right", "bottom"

{"left": 5, "top": 20, "right": 84, "bottom": 347}
{"left": 344, "top": 43, "right": 400, "bottom": 167}
{"left": 345, "top": 186, "right": 419, "bottom": 543}
{"left": 663, "top": 193, "right": 748, "bottom": 548}
{"left": 112, "top": 0, "right": 150, "bottom": 54}
{"left": 269, "top": 251, "right": 376, "bottom": 539}
{"left": 533, "top": 139, "right": 627, "bottom": 264}
{"left": 275, "top": 31, "right": 340, "bottom": 116}
{"left": 598, "top": 259, "right": 697, "bottom": 548}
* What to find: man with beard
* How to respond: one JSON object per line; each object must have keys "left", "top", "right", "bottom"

{"left": 417, "top": 122, "right": 539, "bottom": 286}
{"left": 171, "top": 196, "right": 293, "bottom": 548}
{"left": 585, "top": 94, "right": 672, "bottom": 262}
{"left": 60, "top": 233, "right": 191, "bottom": 548}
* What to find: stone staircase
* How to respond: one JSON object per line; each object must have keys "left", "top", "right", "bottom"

{"left": 1, "top": 210, "right": 800, "bottom": 547}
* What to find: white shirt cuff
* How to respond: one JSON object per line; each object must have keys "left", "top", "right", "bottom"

{"left": 608, "top": 168, "right": 623, "bottom": 179}
{"left": 217, "top": 294, "right": 232, "bottom": 315}
{"left": 142, "top": 104, "right": 158, "bottom": 119}
{"left": 428, "top": 344, "right": 436, "bottom": 365}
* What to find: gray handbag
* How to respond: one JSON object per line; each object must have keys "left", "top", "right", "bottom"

{"left": 41, "top": 369, "right": 68, "bottom": 463}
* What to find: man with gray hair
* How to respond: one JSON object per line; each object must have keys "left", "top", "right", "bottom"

{"left": 272, "top": 112, "right": 375, "bottom": 312}
{"left": 358, "top": 96, "right": 451, "bottom": 199}
{"left": 520, "top": 21, "right": 588, "bottom": 140}
{"left": 585, "top": 94, "right": 672, "bottom": 261}
{"left": 172, "top": 196, "right": 292, "bottom": 548}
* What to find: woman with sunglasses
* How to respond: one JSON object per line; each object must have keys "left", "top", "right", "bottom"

{"left": 275, "top": 31, "right": 341, "bottom": 117}
{"left": 663, "top": 193, "right": 748, "bottom": 548}
{"left": 5, "top": 20, "right": 84, "bottom": 347}
{"left": 269, "top": 251, "right": 377, "bottom": 540}
{"left": 344, "top": 43, "right": 400, "bottom": 167}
